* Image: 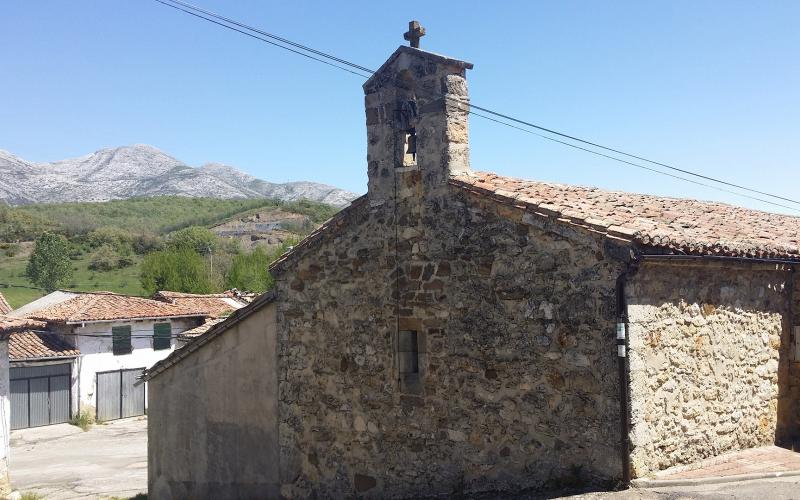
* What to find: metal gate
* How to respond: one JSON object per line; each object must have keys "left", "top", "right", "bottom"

{"left": 10, "top": 363, "right": 72, "bottom": 429}
{"left": 96, "top": 368, "right": 145, "bottom": 422}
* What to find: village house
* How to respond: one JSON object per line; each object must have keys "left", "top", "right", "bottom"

{"left": 8, "top": 318, "right": 80, "bottom": 429}
{"left": 151, "top": 289, "right": 252, "bottom": 315}
{"left": 144, "top": 26, "right": 800, "bottom": 499}
{"left": 151, "top": 290, "right": 250, "bottom": 345}
{"left": 0, "top": 316, "right": 26, "bottom": 497}
{"left": 9, "top": 291, "right": 210, "bottom": 422}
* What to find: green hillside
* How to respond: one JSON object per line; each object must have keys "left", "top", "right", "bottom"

{"left": 0, "top": 197, "right": 339, "bottom": 308}
{"left": 5, "top": 196, "right": 337, "bottom": 237}
{"left": 0, "top": 243, "right": 146, "bottom": 308}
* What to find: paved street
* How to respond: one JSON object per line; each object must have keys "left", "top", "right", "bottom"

{"left": 10, "top": 417, "right": 147, "bottom": 500}
{"left": 557, "top": 476, "right": 800, "bottom": 499}
{"left": 7, "top": 418, "right": 800, "bottom": 500}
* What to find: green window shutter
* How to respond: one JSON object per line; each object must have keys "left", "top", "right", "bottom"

{"left": 153, "top": 322, "right": 172, "bottom": 351}
{"left": 112, "top": 326, "right": 132, "bottom": 355}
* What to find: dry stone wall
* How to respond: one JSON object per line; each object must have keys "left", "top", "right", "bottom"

{"left": 273, "top": 185, "right": 626, "bottom": 498}
{"left": 626, "top": 261, "right": 791, "bottom": 476}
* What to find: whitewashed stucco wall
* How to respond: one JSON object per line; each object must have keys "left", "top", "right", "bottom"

{"left": 0, "top": 339, "right": 10, "bottom": 495}
{"left": 70, "top": 318, "right": 199, "bottom": 414}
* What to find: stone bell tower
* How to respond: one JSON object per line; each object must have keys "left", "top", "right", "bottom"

{"left": 363, "top": 21, "right": 473, "bottom": 205}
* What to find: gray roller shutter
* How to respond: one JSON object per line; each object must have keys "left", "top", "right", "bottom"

{"left": 96, "top": 368, "right": 145, "bottom": 422}
{"left": 10, "top": 363, "right": 72, "bottom": 429}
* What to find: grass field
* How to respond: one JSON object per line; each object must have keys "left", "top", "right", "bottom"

{"left": 0, "top": 243, "right": 147, "bottom": 309}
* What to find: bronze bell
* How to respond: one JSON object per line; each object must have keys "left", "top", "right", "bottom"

{"left": 406, "top": 129, "right": 417, "bottom": 160}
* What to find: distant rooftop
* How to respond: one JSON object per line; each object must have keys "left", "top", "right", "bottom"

{"left": 21, "top": 291, "right": 209, "bottom": 324}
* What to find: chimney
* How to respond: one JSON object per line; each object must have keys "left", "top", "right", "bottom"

{"left": 363, "top": 22, "right": 473, "bottom": 206}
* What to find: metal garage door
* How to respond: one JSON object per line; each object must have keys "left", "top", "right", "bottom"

{"left": 10, "top": 363, "right": 72, "bottom": 430}
{"left": 96, "top": 368, "right": 145, "bottom": 422}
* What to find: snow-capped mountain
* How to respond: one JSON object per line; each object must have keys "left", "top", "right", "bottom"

{"left": 0, "top": 145, "right": 358, "bottom": 207}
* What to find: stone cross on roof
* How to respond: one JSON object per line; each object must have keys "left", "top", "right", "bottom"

{"left": 403, "top": 20, "right": 426, "bottom": 48}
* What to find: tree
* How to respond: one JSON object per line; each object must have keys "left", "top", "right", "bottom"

{"left": 166, "top": 226, "right": 218, "bottom": 254}
{"left": 225, "top": 247, "right": 273, "bottom": 292}
{"left": 26, "top": 232, "right": 73, "bottom": 291}
{"left": 140, "top": 248, "right": 213, "bottom": 294}
{"left": 225, "top": 242, "right": 294, "bottom": 293}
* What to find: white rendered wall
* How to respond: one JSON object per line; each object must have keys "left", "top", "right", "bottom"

{"left": 0, "top": 340, "right": 10, "bottom": 494}
{"left": 70, "top": 318, "right": 199, "bottom": 415}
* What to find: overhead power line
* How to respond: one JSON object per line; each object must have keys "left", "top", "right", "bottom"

{"left": 152, "top": 0, "right": 800, "bottom": 212}
{"left": 159, "top": 0, "right": 375, "bottom": 75}
{"left": 467, "top": 110, "right": 800, "bottom": 212}
{"left": 17, "top": 329, "right": 203, "bottom": 339}
{"left": 153, "top": 0, "right": 371, "bottom": 78}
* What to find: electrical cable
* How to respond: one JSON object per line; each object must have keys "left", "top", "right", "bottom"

{"left": 151, "top": 0, "right": 800, "bottom": 211}
{"left": 153, "top": 0, "right": 371, "bottom": 78}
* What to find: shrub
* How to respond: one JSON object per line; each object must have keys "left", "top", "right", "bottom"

{"left": 87, "top": 226, "right": 133, "bottom": 250}
{"left": 132, "top": 233, "right": 163, "bottom": 255}
{"left": 0, "top": 242, "right": 20, "bottom": 257}
{"left": 140, "top": 248, "right": 213, "bottom": 294}
{"left": 88, "top": 244, "right": 119, "bottom": 272}
{"left": 69, "top": 410, "right": 94, "bottom": 432}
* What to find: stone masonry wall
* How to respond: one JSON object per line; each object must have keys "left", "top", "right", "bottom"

{"left": 273, "top": 185, "right": 626, "bottom": 498}
{"left": 778, "top": 270, "right": 800, "bottom": 449}
{"left": 627, "top": 261, "right": 792, "bottom": 477}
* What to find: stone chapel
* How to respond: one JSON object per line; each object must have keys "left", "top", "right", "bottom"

{"left": 144, "top": 23, "right": 800, "bottom": 499}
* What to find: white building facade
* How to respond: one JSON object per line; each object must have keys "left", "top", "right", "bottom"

{"left": 68, "top": 317, "right": 200, "bottom": 418}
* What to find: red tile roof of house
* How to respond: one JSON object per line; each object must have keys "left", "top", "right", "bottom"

{"left": 0, "top": 293, "right": 11, "bottom": 315}
{"left": 0, "top": 316, "right": 77, "bottom": 360}
{"left": 152, "top": 291, "right": 247, "bottom": 318}
{"left": 0, "top": 316, "right": 46, "bottom": 334}
{"left": 451, "top": 171, "right": 800, "bottom": 260}
{"left": 23, "top": 292, "right": 210, "bottom": 324}
{"left": 177, "top": 317, "right": 226, "bottom": 341}
{"left": 9, "top": 331, "right": 80, "bottom": 361}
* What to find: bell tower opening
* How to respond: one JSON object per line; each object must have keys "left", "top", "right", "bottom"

{"left": 362, "top": 21, "right": 473, "bottom": 204}
{"left": 403, "top": 128, "right": 417, "bottom": 167}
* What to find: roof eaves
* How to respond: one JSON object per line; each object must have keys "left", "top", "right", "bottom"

{"left": 62, "top": 312, "right": 209, "bottom": 325}
{"left": 10, "top": 354, "right": 80, "bottom": 362}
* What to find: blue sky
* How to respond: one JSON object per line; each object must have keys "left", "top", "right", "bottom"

{"left": 1, "top": 1, "right": 798, "bottom": 214}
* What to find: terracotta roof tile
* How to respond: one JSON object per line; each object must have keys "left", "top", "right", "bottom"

{"left": 177, "top": 317, "right": 226, "bottom": 341}
{"left": 153, "top": 291, "right": 246, "bottom": 318}
{"left": 24, "top": 292, "right": 209, "bottom": 323}
{"left": 452, "top": 171, "right": 800, "bottom": 260}
{"left": 9, "top": 331, "right": 80, "bottom": 360}
{"left": 0, "top": 293, "right": 11, "bottom": 315}
{"left": 0, "top": 316, "right": 46, "bottom": 334}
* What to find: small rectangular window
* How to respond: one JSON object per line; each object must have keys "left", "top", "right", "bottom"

{"left": 398, "top": 330, "right": 419, "bottom": 374}
{"left": 153, "top": 322, "right": 172, "bottom": 351}
{"left": 111, "top": 325, "right": 132, "bottom": 356}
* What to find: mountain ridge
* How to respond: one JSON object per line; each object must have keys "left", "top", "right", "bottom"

{"left": 0, "top": 144, "right": 358, "bottom": 207}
